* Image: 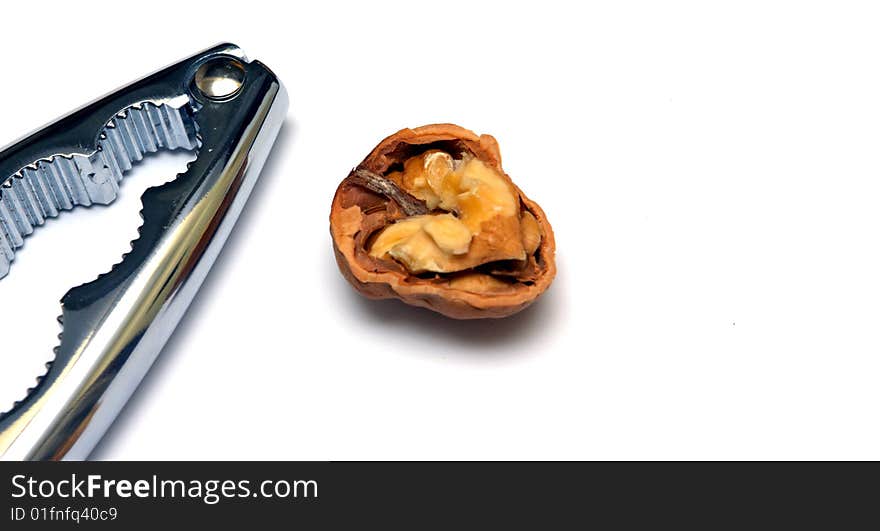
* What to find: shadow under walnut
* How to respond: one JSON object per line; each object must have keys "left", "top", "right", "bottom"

{"left": 330, "top": 124, "right": 556, "bottom": 319}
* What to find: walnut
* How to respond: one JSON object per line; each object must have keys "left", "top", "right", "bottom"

{"left": 330, "top": 124, "right": 556, "bottom": 319}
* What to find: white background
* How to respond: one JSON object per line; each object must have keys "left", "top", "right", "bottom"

{"left": 1, "top": 1, "right": 879, "bottom": 460}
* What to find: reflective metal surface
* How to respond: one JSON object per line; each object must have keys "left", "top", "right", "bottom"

{"left": 0, "top": 43, "right": 288, "bottom": 460}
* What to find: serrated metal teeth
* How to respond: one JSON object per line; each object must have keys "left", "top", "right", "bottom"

{"left": 0, "top": 102, "right": 198, "bottom": 280}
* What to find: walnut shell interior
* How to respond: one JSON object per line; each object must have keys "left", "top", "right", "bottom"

{"left": 330, "top": 124, "right": 556, "bottom": 319}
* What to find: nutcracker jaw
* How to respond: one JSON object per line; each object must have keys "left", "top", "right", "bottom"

{"left": 0, "top": 43, "right": 288, "bottom": 460}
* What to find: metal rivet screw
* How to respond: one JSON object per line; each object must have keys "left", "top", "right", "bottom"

{"left": 193, "top": 58, "right": 245, "bottom": 100}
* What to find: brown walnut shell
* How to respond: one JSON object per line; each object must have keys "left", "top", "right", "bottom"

{"left": 330, "top": 124, "right": 556, "bottom": 319}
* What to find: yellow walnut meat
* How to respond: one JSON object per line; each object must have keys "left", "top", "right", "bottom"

{"left": 369, "top": 151, "right": 528, "bottom": 273}
{"left": 330, "top": 124, "right": 556, "bottom": 319}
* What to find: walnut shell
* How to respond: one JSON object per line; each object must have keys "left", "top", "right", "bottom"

{"left": 330, "top": 124, "right": 556, "bottom": 319}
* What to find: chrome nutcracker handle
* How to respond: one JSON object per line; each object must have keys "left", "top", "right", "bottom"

{"left": 0, "top": 43, "right": 288, "bottom": 460}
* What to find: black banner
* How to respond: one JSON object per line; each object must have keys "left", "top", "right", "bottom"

{"left": 1, "top": 462, "right": 875, "bottom": 527}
